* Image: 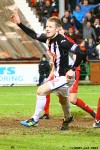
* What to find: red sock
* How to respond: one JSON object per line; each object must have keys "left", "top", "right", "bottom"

{"left": 95, "top": 97, "right": 100, "bottom": 120}
{"left": 76, "top": 98, "right": 94, "bottom": 114}
{"left": 44, "top": 94, "right": 50, "bottom": 115}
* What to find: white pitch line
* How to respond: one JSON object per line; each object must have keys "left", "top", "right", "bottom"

{"left": 0, "top": 103, "right": 97, "bottom": 108}
{"left": 0, "top": 93, "right": 36, "bottom": 97}
{"left": 0, "top": 92, "right": 99, "bottom": 97}
{"left": 0, "top": 104, "right": 32, "bottom": 106}
{"left": 78, "top": 93, "right": 100, "bottom": 94}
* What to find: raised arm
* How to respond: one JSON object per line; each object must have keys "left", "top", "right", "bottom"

{"left": 11, "top": 12, "right": 47, "bottom": 42}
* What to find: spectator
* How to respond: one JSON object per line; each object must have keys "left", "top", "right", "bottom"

{"left": 95, "top": 5, "right": 100, "bottom": 18}
{"left": 36, "top": 0, "right": 45, "bottom": 10}
{"left": 72, "top": 5, "right": 84, "bottom": 32}
{"left": 93, "top": 18, "right": 100, "bottom": 43}
{"left": 66, "top": 27, "right": 82, "bottom": 44}
{"left": 50, "top": 0, "right": 59, "bottom": 16}
{"left": 65, "top": 0, "right": 72, "bottom": 11}
{"left": 79, "top": 0, "right": 100, "bottom": 19}
{"left": 36, "top": 0, "right": 46, "bottom": 22}
{"left": 31, "top": 0, "right": 35, "bottom": 7}
{"left": 38, "top": 54, "right": 50, "bottom": 85}
{"left": 50, "top": 0, "right": 58, "bottom": 7}
{"left": 61, "top": 10, "right": 71, "bottom": 23}
{"left": 85, "top": 38, "right": 98, "bottom": 60}
{"left": 66, "top": 27, "right": 76, "bottom": 42}
{"left": 68, "top": 0, "right": 77, "bottom": 11}
{"left": 51, "top": 0, "right": 58, "bottom": 12}
{"left": 96, "top": 44, "right": 100, "bottom": 59}
{"left": 41, "top": 0, "right": 53, "bottom": 28}
{"left": 83, "top": 21, "right": 96, "bottom": 41}
{"left": 84, "top": 12, "right": 95, "bottom": 25}
{"left": 61, "top": 17, "right": 71, "bottom": 34}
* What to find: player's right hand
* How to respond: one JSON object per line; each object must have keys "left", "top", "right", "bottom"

{"left": 11, "top": 12, "right": 20, "bottom": 24}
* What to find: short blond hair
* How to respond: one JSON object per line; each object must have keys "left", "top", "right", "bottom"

{"left": 47, "top": 16, "right": 62, "bottom": 28}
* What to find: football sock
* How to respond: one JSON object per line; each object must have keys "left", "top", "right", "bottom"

{"left": 32, "top": 95, "right": 46, "bottom": 122}
{"left": 95, "top": 97, "right": 100, "bottom": 120}
{"left": 61, "top": 100, "right": 71, "bottom": 120}
{"left": 44, "top": 94, "right": 50, "bottom": 115}
{"left": 76, "top": 98, "right": 95, "bottom": 117}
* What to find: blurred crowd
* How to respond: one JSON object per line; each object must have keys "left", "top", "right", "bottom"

{"left": 27, "top": 0, "right": 100, "bottom": 63}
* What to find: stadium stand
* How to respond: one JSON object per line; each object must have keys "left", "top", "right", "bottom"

{"left": 0, "top": 0, "right": 47, "bottom": 62}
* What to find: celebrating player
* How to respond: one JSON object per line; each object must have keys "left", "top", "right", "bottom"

{"left": 11, "top": 12, "right": 85, "bottom": 129}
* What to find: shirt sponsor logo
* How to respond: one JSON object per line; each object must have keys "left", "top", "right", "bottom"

{"left": 71, "top": 44, "right": 78, "bottom": 51}
{"left": 61, "top": 40, "right": 66, "bottom": 43}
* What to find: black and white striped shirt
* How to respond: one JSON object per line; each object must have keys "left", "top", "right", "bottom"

{"left": 18, "top": 23, "right": 85, "bottom": 76}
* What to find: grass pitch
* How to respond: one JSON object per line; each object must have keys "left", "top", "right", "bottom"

{"left": 0, "top": 85, "right": 100, "bottom": 150}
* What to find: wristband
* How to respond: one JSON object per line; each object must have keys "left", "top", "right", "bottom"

{"left": 70, "top": 66, "right": 76, "bottom": 71}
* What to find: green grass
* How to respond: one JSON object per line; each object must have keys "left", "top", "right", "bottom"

{"left": 0, "top": 85, "right": 100, "bottom": 150}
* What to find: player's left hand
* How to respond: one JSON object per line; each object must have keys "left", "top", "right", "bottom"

{"left": 66, "top": 69, "right": 75, "bottom": 79}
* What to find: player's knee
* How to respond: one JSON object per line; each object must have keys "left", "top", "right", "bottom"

{"left": 37, "top": 90, "right": 43, "bottom": 96}
{"left": 59, "top": 95, "right": 67, "bottom": 105}
{"left": 69, "top": 98, "right": 76, "bottom": 104}
{"left": 37, "top": 87, "right": 44, "bottom": 96}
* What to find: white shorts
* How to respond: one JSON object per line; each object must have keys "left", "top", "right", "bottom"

{"left": 48, "top": 76, "right": 75, "bottom": 97}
